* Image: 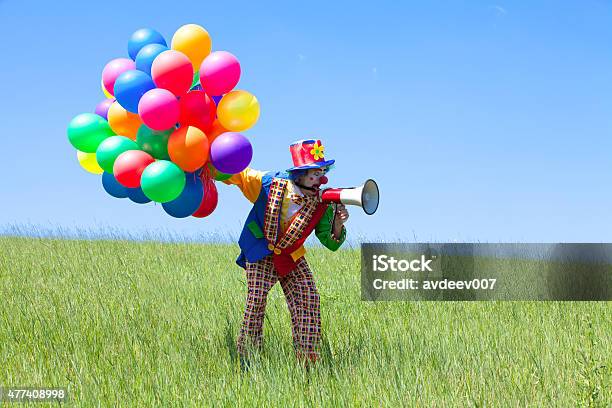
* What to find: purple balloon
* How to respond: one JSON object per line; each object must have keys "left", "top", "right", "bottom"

{"left": 210, "top": 132, "right": 252, "bottom": 174}
{"left": 212, "top": 95, "right": 223, "bottom": 105}
{"left": 95, "top": 98, "right": 115, "bottom": 120}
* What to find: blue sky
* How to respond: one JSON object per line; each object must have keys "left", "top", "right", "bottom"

{"left": 1, "top": 0, "right": 612, "bottom": 243}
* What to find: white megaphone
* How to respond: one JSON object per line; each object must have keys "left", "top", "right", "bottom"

{"left": 320, "top": 179, "right": 380, "bottom": 215}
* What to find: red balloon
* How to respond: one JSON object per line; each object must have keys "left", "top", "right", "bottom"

{"left": 192, "top": 179, "right": 218, "bottom": 218}
{"left": 113, "top": 150, "right": 155, "bottom": 188}
{"left": 179, "top": 90, "right": 216, "bottom": 131}
{"left": 202, "top": 118, "right": 228, "bottom": 146}
{"left": 151, "top": 50, "right": 194, "bottom": 96}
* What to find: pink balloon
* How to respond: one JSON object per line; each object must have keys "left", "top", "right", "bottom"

{"left": 138, "top": 88, "right": 180, "bottom": 131}
{"left": 102, "top": 58, "right": 136, "bottom": 97}
{"left": 199, "top": 51, "right": 241, "bottom": 96}
{"left": 151, "top": 50, "right": 193, "bottom": 96}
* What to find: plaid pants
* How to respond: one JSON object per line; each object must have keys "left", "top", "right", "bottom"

{"left": 237, "top": 254, "right": 321, "bottom": 363}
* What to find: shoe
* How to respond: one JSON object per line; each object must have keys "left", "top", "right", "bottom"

{"left": 239, "top": 354, "right": 251, "bottom": 372}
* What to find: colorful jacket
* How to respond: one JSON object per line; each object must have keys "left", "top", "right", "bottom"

{"left": 223, "top": 168, "right": 347, "bottom": 274}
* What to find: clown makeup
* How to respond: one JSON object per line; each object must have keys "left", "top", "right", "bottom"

{"left": 295, "top": 167, "right": 329, "bottom": 196}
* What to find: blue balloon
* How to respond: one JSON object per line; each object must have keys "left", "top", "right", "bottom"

{"left": 127, "top": 187, "right": 152, "bottom": 204}
{"left": 128, "top": 28, "right": 167, "bottom": 60}
{"left": 102, "top": 172, "right": 128, "bottom": 198}
{"left": 135, "top": 43, "right": 168, "bottom": 76}
{"left": 162, "top": 173, "right": 204, "bottom": 218}
{"left": 113, "top": 70, "right": 155, "bottom": 113}
{"left": 212, "top": 95, "right": 223, "bottom": 105}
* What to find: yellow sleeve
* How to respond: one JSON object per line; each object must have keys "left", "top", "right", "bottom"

{"left": 222, "top": 167, "right": 265, "bottom": 203}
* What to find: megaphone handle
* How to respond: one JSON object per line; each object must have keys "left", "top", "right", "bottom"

{"left": 331, "top": 202, "right": 337, "bottom": 227}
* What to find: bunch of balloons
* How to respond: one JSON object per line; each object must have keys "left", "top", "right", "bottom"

{"left": 67, "top": 24, "right": 260, "bottom": 218}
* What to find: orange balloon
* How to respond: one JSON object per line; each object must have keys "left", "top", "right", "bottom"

{"left": 203, "top": 119, "right": 228, "bottom": 145}
{"left": 171, "top": 24, "right": 212, "bottom": 71}
{"left": 168, "top": 126, "right": 209, "bottom": 172}
{"left": 107, "top": 102, "right": 142, "bottom": 140}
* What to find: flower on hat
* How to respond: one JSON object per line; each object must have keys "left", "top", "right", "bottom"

{"left": 310, "top": 142, "right": 324, "bottom": 160}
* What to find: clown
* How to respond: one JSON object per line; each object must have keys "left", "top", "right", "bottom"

{"left": 223, "top": 139, "right": 349, "bottom": 368}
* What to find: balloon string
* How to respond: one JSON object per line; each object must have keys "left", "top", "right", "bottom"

{"left": 198, "top": 164, "right": 213, "bottom": 186}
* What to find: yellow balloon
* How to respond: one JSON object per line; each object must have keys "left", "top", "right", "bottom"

{"left": 217, "top": 90, "right": 260, "bottom": 132}
{"left": 107, "top": 101, "right": 142, "bottom": 140}
{"left": 77, "top": 150, "right": 103, "bottom": 174}
{"left": 171, "top": 24, "right": 212, "bottom": 71}
{"left": 101, "top": 79, "right": 113, "bottom": 99}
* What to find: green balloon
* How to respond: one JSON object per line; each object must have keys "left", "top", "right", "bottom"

{"left": 67, "top": 113, "right": 115, "bottom": 153}
{"left": 141, "top": 161, "right": 186, "bottom": 203}
{"left": 191, "top": 70, "right": 200, "bottom": 88}
{"left": 215, "top": 172, "right": 233, "bottom": 181}
{"left": 96, "top": 136, "right": 140, "bottom": 173}
{"left": 136, "top": 125, "right": 173, "bottom": 159}
{"left": 208, "top": 162, "right": 233, "bottom": 181}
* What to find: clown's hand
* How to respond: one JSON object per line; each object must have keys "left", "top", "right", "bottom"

{"left": 334, "top": 204, "right": 349, "bottom": 225}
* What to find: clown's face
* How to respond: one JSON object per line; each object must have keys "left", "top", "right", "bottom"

{"left": 296, "top": 167, "right": 329, "bottom": 196}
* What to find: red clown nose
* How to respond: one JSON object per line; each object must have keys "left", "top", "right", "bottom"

{"left": 319, "top": 175, "right": 328, "bottom": 185}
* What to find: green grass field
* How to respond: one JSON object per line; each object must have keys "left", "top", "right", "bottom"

{"left": 0, "top": 236, "right": 610, "bottom": 406}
